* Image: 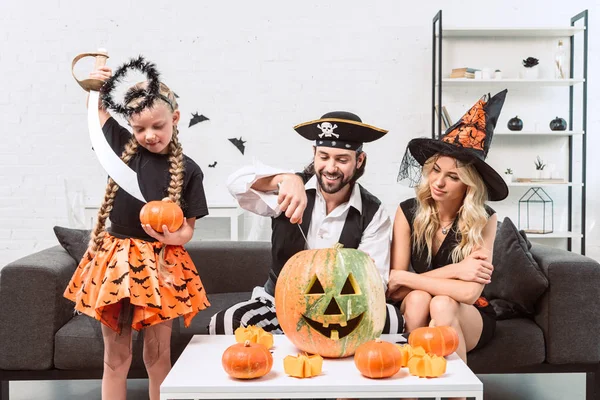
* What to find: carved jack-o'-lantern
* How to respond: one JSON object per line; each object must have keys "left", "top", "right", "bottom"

{"left": 274, "top": 244, "right": 386, "bottom": 358}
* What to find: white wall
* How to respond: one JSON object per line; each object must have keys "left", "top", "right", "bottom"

{"left": 0, "top": 0, "right": 598, "bottom": 266}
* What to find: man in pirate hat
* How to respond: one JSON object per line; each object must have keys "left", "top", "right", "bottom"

{"left": 209, "top": 111, "right": 405, "bottom": 335}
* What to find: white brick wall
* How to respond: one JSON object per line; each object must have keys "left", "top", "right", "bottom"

{"left": 1, "top": 0, "right": 599, "bottom": 267}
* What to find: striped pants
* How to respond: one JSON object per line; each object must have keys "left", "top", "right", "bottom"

{"left": 208, "top": 286, "right": 405, "bottom": 335}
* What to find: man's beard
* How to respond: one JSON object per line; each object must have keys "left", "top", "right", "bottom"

{"left": 316, "top": 168, "right": 356, "bottom": 194}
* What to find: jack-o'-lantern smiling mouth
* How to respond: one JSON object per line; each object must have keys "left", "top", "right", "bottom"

{"left": 302, "top": 313, "right": 364, "bottom": 340}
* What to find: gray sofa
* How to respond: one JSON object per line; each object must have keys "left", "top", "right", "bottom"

{"left": 1, "top": 240, "right": 600, "bottom": 399}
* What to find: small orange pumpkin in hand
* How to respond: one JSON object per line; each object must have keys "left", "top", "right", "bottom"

{"left": 139, "top": 197, "right": 184, "bottom": 233}
{"left": 407, "top": 353, "right": 447, "bottom": 378}
{"left": 283, "top": 353, "right": 323, "bottom": 378}
{"left": 235, "top": 325, "right": 274, "bottom": 349}
{"left": 222, "top": 340, "right": 273, "bottom": 379}
{"left": 354, "top": 338, "right": 402, "bottom": 379}
{"left": 408, "top": 320, "right": 459, "bottom": 357}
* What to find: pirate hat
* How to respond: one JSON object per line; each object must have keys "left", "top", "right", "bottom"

{"left": 398, "top": 89, "right": 509, "bottom": 201}
{"left": 294, "top": 111, "right": 387, "bottom": 151}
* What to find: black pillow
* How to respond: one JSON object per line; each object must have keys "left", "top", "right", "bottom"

{"left": 53, "top": 226, "right": 92, "bottom": 263}
{"left": 483, "top": 217, "right": 549, "bottom": 319}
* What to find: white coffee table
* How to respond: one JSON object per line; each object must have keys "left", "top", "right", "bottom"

{"left": 160, "top": 334, "right": 483, "bottom": 400}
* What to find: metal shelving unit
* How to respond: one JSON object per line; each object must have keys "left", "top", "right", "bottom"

{"left": 432, "top": 10, "right": 588, "bottom": 254}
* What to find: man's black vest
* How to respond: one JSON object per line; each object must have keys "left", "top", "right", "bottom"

{"left": 264, "top": 184, "right": 381, "bottom": 296}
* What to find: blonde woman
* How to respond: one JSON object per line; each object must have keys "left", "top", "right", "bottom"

{"left": 64, "top": 57, "right": 210, "bottom": 400}
{"left": 389, "top": 89, "right": 508, "bottom": 366}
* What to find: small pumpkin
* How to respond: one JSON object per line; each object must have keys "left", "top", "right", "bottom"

{"left": 354, "top": 338, "right": 402, "bottom": 379}
{"left": 407, "top": 353, "right": 447, "bottom": 378}
{"left": 283, "top": 353, "right": 323, "bottom": 378}
{"left": 549, "top": 116, "right": 567, "bottom": 131}
{"left": 395, "top": 344, "right": 426, "bottom": 367}
{"left": 139, "top": 197, "right": 184, "bottom": 233}
{"left": 275, "top": 244, "right": 386, "bottom": 358}
{"left": 222, "top": 340, "right": 273, "bottom": 379}
{"left": 507, "top": 115, "right": 523, "bottom": 131}
{"left": 408, "top": 320, "right": 459, "bottom": 357}
{"left": 235, "top": 325, "right": 274, "bottom": 349}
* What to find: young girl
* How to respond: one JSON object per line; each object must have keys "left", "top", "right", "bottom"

{"left": 64, "top": 58, "right": 210, "bottom": 400}
{"left": 389, "top": 90, "right": 508, "bottom": 374}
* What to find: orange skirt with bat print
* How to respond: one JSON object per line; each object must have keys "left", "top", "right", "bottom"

{"left": 63, "top": 233, "right": 210, "bottom": 333}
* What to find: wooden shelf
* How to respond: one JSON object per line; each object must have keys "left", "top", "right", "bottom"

{"left": 507, "top": 182, "right": 583, "bottom": 187}
{"left": 495, "top": 130, "right": 584, "bottom": 137}
{"left": 526, "top": 231, "right": 583, "bottom": 239}
{"left": 441, "top": 78, "right": 584, "bottom": 87}
{"left": 439, "top": 27, "right": 585, "bottom": 38}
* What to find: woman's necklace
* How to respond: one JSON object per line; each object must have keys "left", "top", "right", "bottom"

{"left": 440, "top": 219, "right": 454, "bottom": 235}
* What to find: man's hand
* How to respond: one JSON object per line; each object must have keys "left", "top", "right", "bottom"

{"left": 141, "top": 218, "right": 193, "bottom": 246}
{"left": 453, "top": 250, "right": 494, "bottom": 284}
{"left": 277, "top": 174, "right": 307, "bottom": 224}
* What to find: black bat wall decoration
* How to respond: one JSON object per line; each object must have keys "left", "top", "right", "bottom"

{"left": 189, "top": 112, "right": 209, "bottom": 127}
{"left": 228, "top": 137, "right": 246, "bottom": 155}
{"left": 208, "top": 161, "right": 217, "bottom": 168}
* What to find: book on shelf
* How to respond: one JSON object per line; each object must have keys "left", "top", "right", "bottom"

{"left": 442, "top": 106, "right": 453, "bottom": 127}
{"left": 450, "top": 67, "right": 479, "bottom": 79}
{"left": 434, "top": 105, "right": 448, "bottom": 131}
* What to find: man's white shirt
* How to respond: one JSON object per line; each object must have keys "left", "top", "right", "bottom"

{"left": 227, "top": 160, "right": 392, "bottom": 289}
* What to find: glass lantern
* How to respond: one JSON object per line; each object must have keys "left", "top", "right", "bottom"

{"left": 518, "top": 187, "right": 554, "bottom": 234}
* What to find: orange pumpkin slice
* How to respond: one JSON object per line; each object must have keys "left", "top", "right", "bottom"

{"left": 407, "top": 353, "right": 447, "bottom": 378}
{"left": 395, "top": 344, "right": 426, "bottom": 367}
{"left": 283, "top": 353, "right": 323, "bottom": 378}
{"left": 234, "top": 325, "right": 274, "bottom": 349}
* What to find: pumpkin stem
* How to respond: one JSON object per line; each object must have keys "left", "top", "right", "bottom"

{"left": 375, "top": 337, "right": 382, "bottom": 343}
{"left": 244, "top": 340, "right": 251, "bottom": 347}
{"left": 333, "top": 243, "right": 344, "bottom": 250}
{"left": 161, "top": 197, "right": 173, "bottom": 203}
{"left": 429, "top": 319, "right": 436, "bottom": 327}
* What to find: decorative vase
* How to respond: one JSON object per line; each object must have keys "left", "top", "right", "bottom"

{"left": 522, "top": 66, "right": 539, "bottom": 79}
{"left": 503, "top": 174, "right": 513, "bottom": 185}
{"left": 549, "top": 116, "right": 567, "bottom": 131}
{"left": 507, "top": 116, "right": 523, "bottom": 131}
{"left": 535, "top": 170, "right": 543, "bottom": 180}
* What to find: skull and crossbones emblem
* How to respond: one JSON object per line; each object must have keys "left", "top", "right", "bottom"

{"left": 317, "top": 122, "right": 339, "bottom": 138}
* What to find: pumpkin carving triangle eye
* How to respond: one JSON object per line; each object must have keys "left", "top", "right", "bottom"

{"left": 340, "top": 273, "right": 360, "bottom": 295}
{"left": 306, "top": 276, "right": 325, "bottom": 295}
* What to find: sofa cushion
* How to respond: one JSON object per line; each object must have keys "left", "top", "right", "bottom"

{"left": 484, "top": 217, "right": 548, "bottom": 319}
{"left": 55, "top": 292, "right": 253, "bottom": 369}
{"left": 468, "top": 318, "right": 545, "bottom": 372}
{"left": 54, "top": 314, "right": 196, "bottom": 370}
{"left": 55, "top": 314, "right": 143, "bottom": 370}
{"left": 53, "top": 226, "right": 91, "bottom": 264}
